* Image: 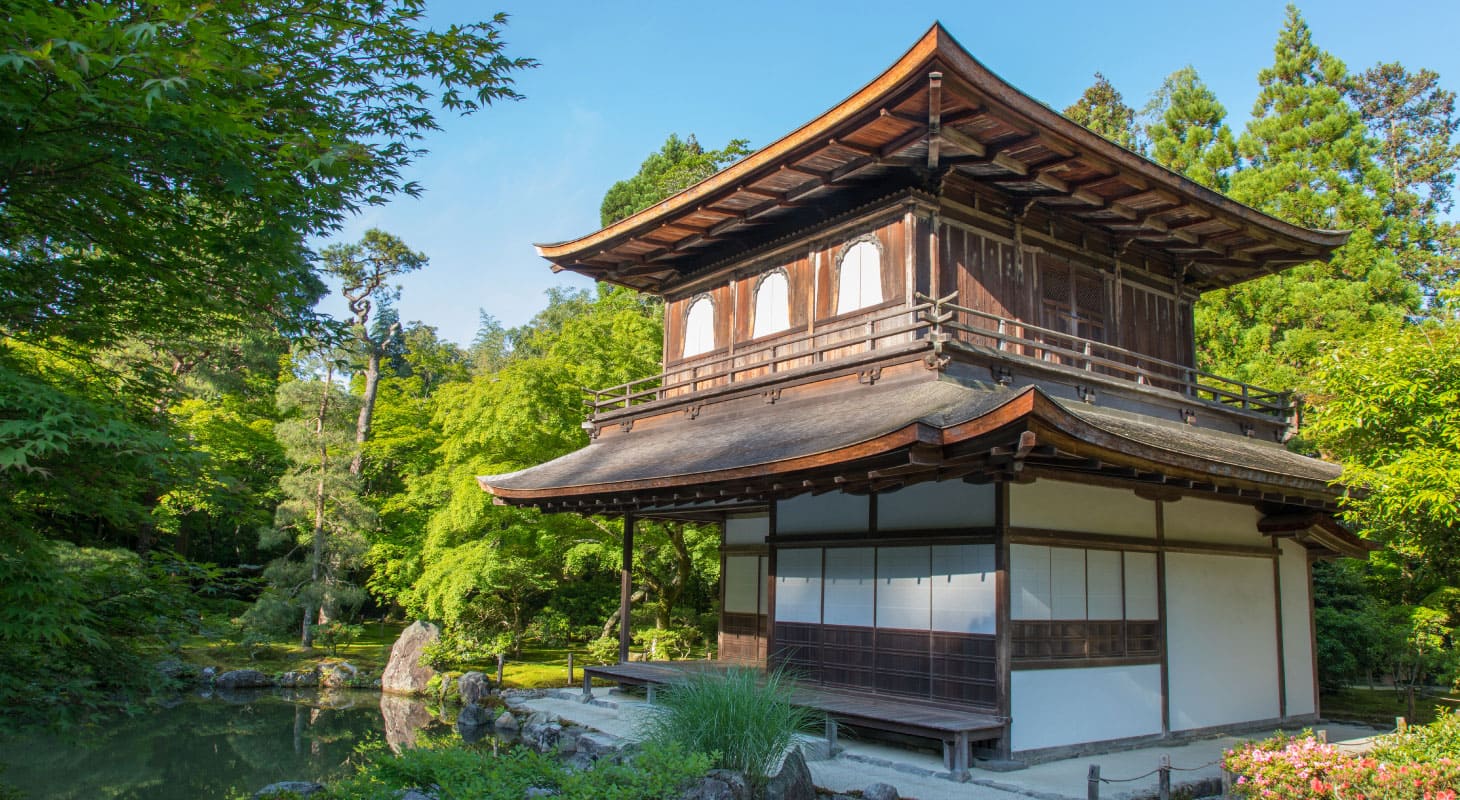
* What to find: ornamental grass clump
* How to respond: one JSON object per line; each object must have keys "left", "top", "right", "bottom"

{"left": 640, "top": 667, "right": 819, "bottom": 788}
{"left": 1224, "top": 729, "right": 1460, "bottom": 800}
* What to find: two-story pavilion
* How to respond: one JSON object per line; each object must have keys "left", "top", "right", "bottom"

{"left": 479, "top": 24, "right": 1369, "bottom": 767}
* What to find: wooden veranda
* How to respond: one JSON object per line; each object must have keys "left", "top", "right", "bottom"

{"left": 581, "top": 661, "right": 1007, "bottom": 779}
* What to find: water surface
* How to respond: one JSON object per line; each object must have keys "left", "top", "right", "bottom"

{"left": 0, "top": 689, "right": 450, "bottom": 800}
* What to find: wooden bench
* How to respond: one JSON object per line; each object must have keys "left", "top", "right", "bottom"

{"left": 580, "top": 662, "right": 1006, "bottom": 780}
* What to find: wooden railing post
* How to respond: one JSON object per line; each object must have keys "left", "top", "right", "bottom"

{"left": 1158, "top": 754, "right": 1170, "bottom": 800}
{"left": 1087, "top": 764, "right": 1100, "bottom": 800}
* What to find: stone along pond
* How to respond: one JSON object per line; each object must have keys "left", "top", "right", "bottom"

{"left": 0, "top": 688, "right": 483, "bottom": 800}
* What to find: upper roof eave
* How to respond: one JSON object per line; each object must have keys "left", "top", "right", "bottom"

{"left": 535, "top": 23, "right": 1350, "bottom": 281}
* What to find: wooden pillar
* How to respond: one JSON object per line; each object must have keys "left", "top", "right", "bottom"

{"left": 994, "top": 479, "right": 1013, "bottom": 760}
{"left": 765, "top": 501, "right": 778, "bottom": 668}
{"left": 1156, "top": 500, "right": 1170, "bottom": 735}
{"left": 620, "top": 513, "right": 635, "bottom": 664}
{"left": 1272, "top": 539, "right": 1288, "bottom": 719}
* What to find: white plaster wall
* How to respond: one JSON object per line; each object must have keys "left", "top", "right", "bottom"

{"left": 1010, "top": 480, "right": 1156, "bottom": 538}
{"left": 725, "top": 514, "right": 768, "bottom": 546}
{"left": 723, "top": 556, "right": 760, "bottom": 614}
{"left": 775, "top": 548, "right": 822, "bottom": 623}
{"left": 1011, "top": 665, "right": 1163, "bottom": 751}
{"left": 777, "top": 494, "right": 869, "bottom": 534}
{"left": 1163, "top": 498, "right": 1266, "bottom": 546}
{"left": 877, "top": 481, "right": 995, "bottom": 530}
{"left": 1166, "top": 552, "right": 1280, "bottom": 730}
{"left": 1280, "top": 539, "right": 1316, "bottom": 717}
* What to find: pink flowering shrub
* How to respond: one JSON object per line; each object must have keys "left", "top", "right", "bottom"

{"left": 1225, "top": 730, "right": 1460, "bottom": 800}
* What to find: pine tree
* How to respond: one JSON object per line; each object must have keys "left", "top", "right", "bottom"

{"left": 1064, "top": 73, "right": 1142, "bottom": 152}
{"left": 1144, "top": 67, "right": 1237, "bottom": 190}
{"left": 1197, "top": 5, "right": 1415, "bottom": 390}
{"left": 1349, "top": 63, "right": 1460, "bottom": 309}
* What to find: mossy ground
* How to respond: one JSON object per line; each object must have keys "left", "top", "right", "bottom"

{"left": 1320, "top": 686, "right": 1460, "bottom": 726}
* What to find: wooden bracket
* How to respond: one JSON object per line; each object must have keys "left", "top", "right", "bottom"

{"left": 991, "top": 365, "right": 1014, "bottom": 386}
{"left": 1179, "top": 409, "right": 1196, "bottom": 425}
{"left": 762, "top": 389, "right": 782, "bottom": 404}
{"left": 683, "top": 404, "right": 703, "bottom": 420}
{"left": 1076, "top": 385, "right": 1096, "bottom": 404}
{"left": 582, "top": 421, "right": 601, "bottom": 440}
{"left": 858, "top": 367, "right": 883, "bottom": 385}
{"left": 619, "top": 419, "right": 635, "bottom": 433}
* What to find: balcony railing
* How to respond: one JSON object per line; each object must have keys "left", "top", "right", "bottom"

{"left": 584, "top": 292, "right": 1292, "bottom": 422}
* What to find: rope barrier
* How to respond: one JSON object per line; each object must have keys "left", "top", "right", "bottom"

{"left": 1097, "top": 758, "right": 1222, "bottom": 783}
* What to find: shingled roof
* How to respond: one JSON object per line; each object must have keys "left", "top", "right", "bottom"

{"left": 536, "top": 24, "right": 1347, "bottom": 294}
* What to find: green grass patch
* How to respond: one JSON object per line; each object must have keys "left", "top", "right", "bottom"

{"left": 1321, "top": 686, "right": 1460, "bottom": 726}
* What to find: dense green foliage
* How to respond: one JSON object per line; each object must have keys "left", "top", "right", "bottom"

{"left": 640, "top": 668, "right": 818, "bottom": 789}
{"left": 1063, "top": 73, "right": 1141, "bottom": 152}
{"left": 1144, "top": 67, "right": 1237, "bottom": 191}
{"left": 599, "top": 134, "right": 753, "bottom": 226}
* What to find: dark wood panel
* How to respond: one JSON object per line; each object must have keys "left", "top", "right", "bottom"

{"left": 1011, "top": 619, "right": 1162, "bottom": 666}
{"left": 720, "top": 612, "right": 767, "bottom": 663}
{"left": 773, "top": 622, "right": 996, "bottom": 709}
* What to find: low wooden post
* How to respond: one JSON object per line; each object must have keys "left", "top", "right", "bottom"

{"left": 1397, "top": 715, "right": 1408, "bottom": 733}
{"left": 495, "top": 653, "right": 505, "bottom": 687}
{"left": 1158, "top": 754, "right": 1170, "bottom": 800}
{"left": 1221, "top": 769, "right": 1233, "bottom": 798}
{"left": 825, "top": 718, "right": 838, "bottom": 752}
{"left": 1087, "top": 764, "right": 1100, "bottom": 800}
{"left": 1317, "top": 729, "right": 1327, "bottom": 743}
{"left": 581, "top": 670, "right": 592, "bottom": 702}
{"left": 567, "top": 653, "right": 574, "bottom": 687}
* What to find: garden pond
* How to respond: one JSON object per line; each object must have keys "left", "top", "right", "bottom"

{"left": 0, "top": 688, "right": 499, "bottom": 800}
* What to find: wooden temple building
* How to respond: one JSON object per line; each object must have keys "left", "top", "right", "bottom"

{"left": 479, "top": 24, "right": 1370, "bottom": 769}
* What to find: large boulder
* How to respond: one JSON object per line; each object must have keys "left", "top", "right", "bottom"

{"left": 216, "top": 669, "right": 272, "bottom": 689}
{"left": 763, "top": 748, "right": 815, "bottom": 800}
{"left": 381, "top": 621, "right": 439, "bottom": 695}
{"left": 457, "top": 671, "right": 491, "bottom": 705}
{"left": 320, "top": 661, "right": 358, "bottom": 689}
{"left": 457, "top": 702, "right": 492, "bottom": 729}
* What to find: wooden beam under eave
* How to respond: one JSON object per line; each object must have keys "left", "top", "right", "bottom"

{"left": 936, "top": 125, "right": 986, "bottom": 158}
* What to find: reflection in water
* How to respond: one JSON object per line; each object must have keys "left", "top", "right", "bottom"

{"left": 0, "top": 689, "right": 450, "bottom": 800}
{"left": 379, "top": 693, "right": 435, "bottom": 754}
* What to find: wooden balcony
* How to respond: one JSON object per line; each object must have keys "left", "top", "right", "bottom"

{"left": 585, "top": 294, "right": 1293, "bottom": 426}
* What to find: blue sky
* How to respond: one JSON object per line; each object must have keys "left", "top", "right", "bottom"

{"left": 321, "top": 0, "right": 1460, "bottom": 345}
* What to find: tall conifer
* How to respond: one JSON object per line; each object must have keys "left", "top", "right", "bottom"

{"left": 1064, "top": 73, "right": 1142, "bottom": 152}
{"left": 1145, "top": 67, "right": 1237, "bottom": 191}
{"left": 1197, "top": 5, "right": 1414, "bottom": 390}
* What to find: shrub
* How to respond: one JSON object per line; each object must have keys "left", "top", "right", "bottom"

{"left": 311, "top": 622, "right": 364, "bottom": 657}
{"left": 584, "top": 636, "right": 620, "bottom": 665}
{"left": 325, "top": 740, "right": 707, "bottom": 800}
{"left": 633, "top": 626, "right": 701, "bottom": 660}
{"left": 1225, "top": 729, "right": 1460, "bottom": 800}
{"left": 640, "top": 667, "right": 818, "bottom": 789}
{"left": 1370, "top": 709, "right": 1460, "bottom": 763}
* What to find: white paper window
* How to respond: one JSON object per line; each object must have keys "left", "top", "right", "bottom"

{"left": 682, "top": 296, "right": 715, "bottom": 357}
{"left": 752, "top": 271, "right": 791, "bottom": 337}
{"left": 1123, "top": 551, "right": 1159, "bottom": 620}
{"left": 822, "top": 547, "right": 875, "bottom": 626}
{"left": 1011, "top": 544, "right": 1052, "bottom": 620}
{"left": 775, "top": 548, "right": 822, "bottom": 624}
{"left": 723, "top": 556, "right": 760, "bottom": 614}
{"left": 836, "top": 240, "right": 883, "bottom": 313}
{"left": 1050, "top": 547, "right": 1088, "bottom": 619}
{"left": 1086, "top": 549, "right": 1124, "bottom": 620}
{"left": 876, "top": 547, "right": 930, "bottom": 630}
{"left": 931, "top": 544, "right": 996, "bottom": 634}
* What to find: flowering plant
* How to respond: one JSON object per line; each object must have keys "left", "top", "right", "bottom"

{"left": 1225, "top": 730, "right": 1460, "bottom": 800}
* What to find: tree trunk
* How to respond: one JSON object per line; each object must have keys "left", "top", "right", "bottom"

{"left": 303, "top": 365, "right": 334, "bottom": 649}
{"left": 350, "top": 321, "right": 398, "bottom": 477}
{"left": 350, "top": 346, "right": 381, "bottom": 476}
{"left": 601, "top": 589, "right": 646, "bottom": 640}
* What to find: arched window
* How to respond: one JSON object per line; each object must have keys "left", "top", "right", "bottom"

{"left": 752, "top": 270, "right": 791, "bottom": 338}
{"left": 836, "top": 238, "right": 883, "bottom": 313}
{"left": 682, "top": 295, "right": 716, "bottom": 357}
